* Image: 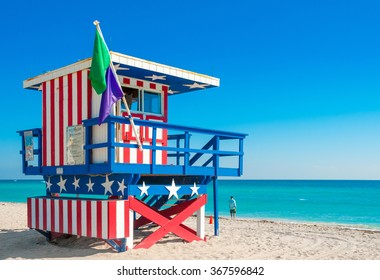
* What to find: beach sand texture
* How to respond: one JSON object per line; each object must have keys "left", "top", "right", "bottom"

{"left": 1, "top": 202, "right": 379, "bottom": 260}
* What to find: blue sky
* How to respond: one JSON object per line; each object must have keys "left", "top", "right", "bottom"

{"left": 1, "top": 0, "right": 380, "bottom": 179}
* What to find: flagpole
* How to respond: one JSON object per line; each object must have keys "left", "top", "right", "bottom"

{"left": 93, "top": 20, "right": 143, "bottom": 151}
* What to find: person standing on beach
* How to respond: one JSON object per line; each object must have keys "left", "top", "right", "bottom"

{"left": 229, "top": 196, "right": 237, "bottom": 219}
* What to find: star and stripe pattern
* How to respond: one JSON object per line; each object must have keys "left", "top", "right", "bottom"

{"left": 44, "top": 175, "right": 206, "bottom": 198}
{"left": 41, "top": 69, "right": 94, "bottom": 167}
{"left": 39, "top": 69, "right": 169, "bottom": 168}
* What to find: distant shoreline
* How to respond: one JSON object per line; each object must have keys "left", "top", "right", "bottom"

{"left": 2, "top": 180, "right": 380, "bottom": 231}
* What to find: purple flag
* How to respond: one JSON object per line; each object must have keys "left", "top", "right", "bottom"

{"left": 98, "top": 66, "right": 124, "bottom": 125}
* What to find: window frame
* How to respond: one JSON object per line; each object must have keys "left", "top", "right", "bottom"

{"left": 119, "top": 86, "right": 164, "bottom": 117}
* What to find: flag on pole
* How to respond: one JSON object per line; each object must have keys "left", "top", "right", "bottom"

{"left": 89, "top": 25, "right": 123, "bottom": 124}
{"left": 98, "top": 67, "right": 124, "bottom": 124}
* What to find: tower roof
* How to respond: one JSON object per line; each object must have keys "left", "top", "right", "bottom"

{"left": 23, "top": 51, "right": 219, "bottom": 95}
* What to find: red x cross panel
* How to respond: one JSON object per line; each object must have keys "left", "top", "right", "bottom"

{"left": 129, "top": 195, "right": 207, "bottom": 249}
{"left": 134, "top": 198, "right": 195, "bottom": 229}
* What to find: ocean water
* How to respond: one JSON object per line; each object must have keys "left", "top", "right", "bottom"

{"left": 0, "top": 180, "right": 46, "bottom": 202}
{"left": 1, "top": 179, "right": 380, "bottom": 229}
{"left": 206, "top": 180, "right": 380, "bottom": 229}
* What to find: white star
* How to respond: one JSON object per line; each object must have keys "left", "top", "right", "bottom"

{"left": 168, "top": 89, "right": 179, "bottom": 94}
{"left": 45, "top": 177, "right": 52, "bottom": 191}
{"left": 31, "top": 85, "right": 43, "bottom": 91}
{"left": 72, "top": 176, "right": 80, "bottom": 191}
{"left": 145, "top": 74, "right": 166, "bottom": 81}
{"left": 114, "top": 63, "right": 129, "bottom": 71}
{"left": 190, "top": 182, "right": 200, "bottom": 197}
{"left": 165, "top": 179, "right": 181, "bottom": 199}
{"left": 101, "top": 175, "right": 114, "bottom": 195}
{"left": 57, "top": 175, "right": 67, "bottom": 193}
{"left": 138, "top": 181, "right": 150, "bottom": 196}
{"left": 183, "top": 82, "right": 208, "bottom": 89}
{"left": 86, "top": 178, "right": 94, "bottom": 192}
{"left": 117, "top": 179, "right": 127, "bottom": 196}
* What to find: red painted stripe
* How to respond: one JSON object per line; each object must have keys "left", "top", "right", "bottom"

{"left": 87, "top": 73, "right": 92, "bottom": 119}
{"left": 121, "top": 124, "right": 129, "bottom": 163}
{"left": 163, "top": 87, "right": 168, "bottom": 122}
{"left": 27, "top": 198, "right": 31, "bottom": 228}
{"left": 50, "top": 199, "right": 55, "bottom": 232}
{"left": 68, "top": 73, "right": 73, "bottom": 126}
{"left": 124, "top": 141, "right": 130, "bottom": 163}
{"left": 123, "top": 77, "right": 130, "bottom": 85}
{"left": 43, "top": 198, "right": 47, "bottom": 230}
{"left": 35, "top": 198, "right": 40, "bottom": 229}
{"left": 146, "top": 114, "right": 164, "bottom": 122}
{"left": 59, "top": 199, "right": 64, "bottom": 233}
{"left": 108, "top": 201, "right": 116, "bottom": 239}
{"left": 77, "top": 71, "right": 83, "bottom": 124}
{"left": 149, "top": 83, "right": 156, "bottom": 89}
{"left": 97, "top": 201, "right": 102, "bottom": 239}
{"left": 86, "top": 201, "right": 91, "bottom": 237}
{"left": 42, "top": 83, "right": 47, "bottom": 166}
{"left": 67, "top": 200, "right": 72, "bottom": 234}
{"left": 59, "top": 76, "right": 64, "bottom": 166}
{"left": 163, "top": 129, "right": 168, "bottom": 164}
{"left": 144, "top": 126, "right": 151, "bottom": 141}
{"left": 77, "top": 200, "right": 82, "bottom": 236}
{"left": 137, "top": 144, "right": 143, "bottom": 163}
{"left": 121, "top": 124, "right": 127, "bottom": 141}
{"left": 137, "top": 80, "right": 143, "bottom": 87}
{"left": 50, "top": 79, "right": 55, "bottom": 166}
{"left": 124, "top": 200, "right": 129, "bottom": 237}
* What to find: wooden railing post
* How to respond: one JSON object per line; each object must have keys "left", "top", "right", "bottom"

{"left": 151, "top": 127, "right": 157, "bottom": 173}
{"left": 213, "top": 136, "right": 220, "bottom": 176}
{"left": 239, "top": 138, "right": 244, "bottom": 175}
{"left": 184, "top": 131, "right": 190, "bottom": 174}
{"left": 37, "top": 129, "right": 42, "bottom": 173}
{"left": 107, "top": 118, "right": 115, "bottom": 166}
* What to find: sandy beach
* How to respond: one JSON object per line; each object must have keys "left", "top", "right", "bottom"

{"left": 1, "top": 202, "right": 380, "bottom": 260}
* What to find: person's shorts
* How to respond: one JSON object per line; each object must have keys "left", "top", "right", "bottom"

{"left": 230, "top": 208, "right": 236, "bottom": 214}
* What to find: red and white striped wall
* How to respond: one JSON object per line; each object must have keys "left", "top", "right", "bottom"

{"left": 117, "top": 77, "right": 168, "bottom": 165}
{"left": 119, "top": 114, "right": 168, "bottom": 165}
{"left": 27, "top": 197, "right": 130, "bottom": 240}
{"left": 41, "top": 69, "right": 96, "bottom": 167}
{"left": 41, "top": 70, "right": 169, "bottom": 166}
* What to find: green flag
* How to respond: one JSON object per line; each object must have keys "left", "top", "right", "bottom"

{"left": 89, "top": 29, "right": 111, "bottom": 95}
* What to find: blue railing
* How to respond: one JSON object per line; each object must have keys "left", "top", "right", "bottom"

{"left": 17, "top": 128, "right": 42, "bottom": 175}
{"left": 18, "top": 116, "right": 247, "bottom": 177}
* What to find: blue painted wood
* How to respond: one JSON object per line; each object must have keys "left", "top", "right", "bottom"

{"left": 17, "top": 128, "right": 42, "bottom": 175}
{"left": 213, "top": 177, "right": 219, "bottom": 236}
{"left": 151, "top": 127, "right": 157, "bottom": 174}
{"left": 213, "top": 136, "right": 220, "bottom": 177}
{"left": 84, "top": 116, "right": 247, "bottom": 139}
{"left": 239, "top": 138, "right": 244, "bottom": 176}
{"left": 189, "top": 136, "right": 215, "bottom": 166}
{"left": 108, "top": 121, "right": 115, "bottom": 165}
{"left": 184, "top": 131, "right": 190, "bottom": 174}
{"left": 129, "top": 184, "right": 207, "bottom": 197}
{"left": 37, "top": 129, "right": 42, "bottom": 174}
{"left": 41, "top": 173, "right": 207, "bottom": 197}
{"left": 106, "top": 239, "right": 124, "bottom": 252}
{"left": 85, "top": 124, "right": 92, "bottom": 170}
{"left": 19, "top": 116, "right": 247, "bottom": 180}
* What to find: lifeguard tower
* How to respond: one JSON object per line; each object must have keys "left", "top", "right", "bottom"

{"left": 17, "top": 27, "right": 246, "bottom": 252}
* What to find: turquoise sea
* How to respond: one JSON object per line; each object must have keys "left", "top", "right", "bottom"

{"left": 1, "top": 179, "right": 380, "bottom": 229}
